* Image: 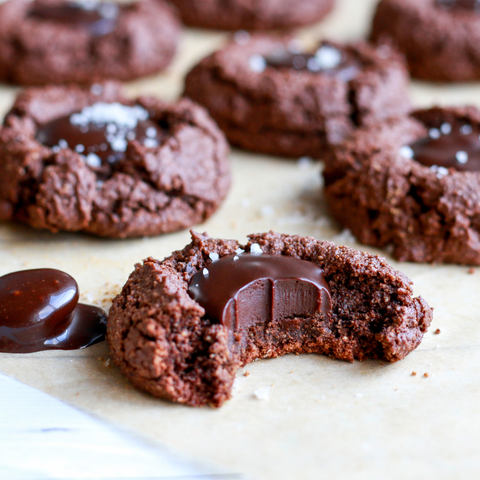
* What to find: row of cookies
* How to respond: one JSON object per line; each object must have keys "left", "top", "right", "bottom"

{"left": 0, "top": 0, "right": 474, "bottom": 407}
{"left": 1, "top": 0, "right": 480, "bottom": 85}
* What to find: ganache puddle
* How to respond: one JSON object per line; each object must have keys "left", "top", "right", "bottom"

{"left": 0, "top": 269, "right": 106, "bottom": 353}
{"left": 36, "top": 102, "right": 164, "bottom": 175}
{"left": 401, "top": 122, "right": 480, "bottom": 173}
{"left": 249, "top": 44, "right": 359, "bottom": 82}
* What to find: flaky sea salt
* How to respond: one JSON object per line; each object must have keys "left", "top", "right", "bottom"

{"left": 250, "top": 243, "right": 263, "bottom": 255}
{"left": 203, "top": 268, "right": 209, "bottom": 277}
{"left": 209, "top": 252, "right": 219, "bottom": 262}
{"left": 314, "top": 45, "right": 342, "bottom": 70}
{"left": 429, "top": 128, "right": 441, "bottom": 139}
{"left": 236, "top": 248, "right": 245, "bottom": 255}
{"left": 440, "top": 122, "right": 452, "bottom": 135}
{"left": 430, "top": 165, "right": 449, "bottom": 179}
{"left": 456, "top": 151, "right": 468, "bottom": 164}
{"left": 400, "top": 146, "right": 414, "bottom": 159}
{"left": 461, "top": 124, "right": 473, "bottom": 135}
{"left": 249, "top": 54, "right": 266, "bottom": 73}
{"left": 85, "top": 153, "right": 101, "bottom": 168}
{"left": 253, "top": 386, "right": 270, "bottom": 401}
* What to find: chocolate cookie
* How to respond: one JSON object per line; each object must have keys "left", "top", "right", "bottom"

{"left": 0, "top": 0, "right": 180, "bottom": 85}
{"left": 164, "top": 0, "right": 334, "bottom": 31}
{"left": 0, "top": 83, "right": 230, "bottom": 238}
{"left": 323, "top": 106, "right": 480, "bottom": 265}
{"left": 107, "top": 231, "right": 433, "bottom": 407}
{"left": 370, "top": 0, "right": 480, "bottom": 82}
{"left": 184, "top": 36, "right": 411, "bottom": 158}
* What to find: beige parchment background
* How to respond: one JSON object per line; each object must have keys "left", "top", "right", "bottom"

{"left": 1, "top": 0, "right": 480, "bottom": 478}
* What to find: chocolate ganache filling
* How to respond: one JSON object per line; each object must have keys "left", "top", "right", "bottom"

{"left": 401, "top": 123, "right": 480, "bottom": 173}
{"left": 249, "top": 44, "right": 359, "bottom": 82}
{"left": 188, "top": 250, "right": 331, "bottom": 334}
{"left": 28, "top": 0, "right": 120, "bottom": 36}
{"left": 36, "top": 102, "right": 164, "bottom": 171}
{"left": 436, "top": 0, "right": 480, "bottom": 11}
{"left": 0, "top": 269, "right": 106, "bottom": 353}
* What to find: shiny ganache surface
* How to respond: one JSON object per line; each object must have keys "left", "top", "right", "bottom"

{"left": 408, "top": 124, "right": 480, "bottom": 173}
{"left": 0, "top": 269, "right": 106, "bottom": 353}
{"left": 255, "top": 44, "right": 359, "bottom": 82}
{"left": 436, "top": 0, "right": 480, "bottom": 11}
{"left": 36, "top": 102, "right": 164, "bottom": 170}
{"left": 188, "top": 253, "right": 331, "bottom": 333}
{"left": 28, "top": 0, "right": 120, "bottom": 36}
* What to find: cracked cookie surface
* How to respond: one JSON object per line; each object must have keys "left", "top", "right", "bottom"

{"left": 370, "top": 0, "right": 480, "bottom": 82}
{"left": 107, "top": 231, "right": 432, "bottom": 407}
{"left": 0, "top": 0, "right": 180, "bottom": 85}
{"left": 0, "top": 83, "right": 230, "bottom": 238}
{"left": 323, "top": 106, "right": 480, "bottom": 265}
{"left": 184, "top": 36, "right": 411, "bottom": 158}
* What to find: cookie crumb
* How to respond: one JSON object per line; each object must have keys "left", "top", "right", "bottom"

{"left": 434, "top": 328, "right": 441, "bottom": 335}
{"left": 412, "top": 371, "right": 417, "bottom": 376}
{"left": 468, "top": 267, "right": 475, "bottom": 274}
{"left": 424, "top": 372, "right": 429, "bottom": 378}
{"left": 244, "top": 371, "right": 250, "bottom": 377}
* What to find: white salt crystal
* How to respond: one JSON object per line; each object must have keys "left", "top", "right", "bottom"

{"left": 249, "top": 54, "right": 266, "bottom": 73}
{"left": 250, "top": 243, "right": 263, "bottom": 255}
{"left": 253, "top": 386, "right": 270, "bottom": 401}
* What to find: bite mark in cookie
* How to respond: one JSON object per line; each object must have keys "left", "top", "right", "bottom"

{"left": 107, "top": 231, "right": 432, "bottom": 407}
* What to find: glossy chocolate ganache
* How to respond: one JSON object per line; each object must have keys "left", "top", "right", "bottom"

{"left": 0, "top": 269, "right": 106, "bottom": 353}
{"left": 401, "top": 122, "right": 480, "bottom": 173}
{"left": 249, "top": 44, "right": 359, "bottom": 82}
{"left": 28, "top": 0, "right": 120, "bottom": 36}
{"left": 36, "top": 102, "right": 164, "bottom": 175}
{"left": 188, "top": 249, "right": 331, "bottom": 334}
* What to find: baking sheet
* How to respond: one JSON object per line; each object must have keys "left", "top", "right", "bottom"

{"left": 1, "top": 0, "right": 480, "bottom": 478}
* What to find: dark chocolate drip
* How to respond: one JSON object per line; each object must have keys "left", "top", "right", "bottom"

{"left": 188, "top": 253, "right": 331, "bottom": 333}
{"left": 409, "top": 125, "right": 480, "bottom": 173}
{"left": 28, "top": 1, "right": 119, "bottom": 36}
{"left": 437, "top": 0, "right": 480, "bottom": 11}
{"left": 262, "top": 45, "right": 359, "bottom": 81}
{"left": 36, "top": 102, "right": 164, "bottom": 173}
{"left": 0, "top": 269, "right": 106, "bottom": 353}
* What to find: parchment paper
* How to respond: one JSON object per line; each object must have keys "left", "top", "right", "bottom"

{"left": 1, "top": 1, "right": 480, "bottom": 478}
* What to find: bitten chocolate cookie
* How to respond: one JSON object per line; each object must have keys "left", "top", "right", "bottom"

{"left": 184, "top": 35, "right": 411, "bottom": 158}
{"left": 370, "top": 0, "right": 480, "bottom": 82}
{"left": 107, "top": 231, "right": 432, "bottom": 407}
{"left": 0, "top": 83, "right": 230, "bottom": 238}
{"left": 0, "top": 0, "right": 180, "bottom": 85}
{"left": 164, "top": 0, "right": 334, "bottom": 31}
{"left": 323, "top": 106, "right": 480, "bottom": 265}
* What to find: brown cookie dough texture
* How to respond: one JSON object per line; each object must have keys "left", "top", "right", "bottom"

{"left": 164, "top": 0, "right": 334, "bottom": 31}
{"left": 0, "top": 0, "right": 180, "bottom": 85}
{"left": 370, "top": 0, "right": 480, "bottom": 82}
{"left": 323, "top": 107, "right": 480, "bottom": 265}
{"left": 184, "top": 36, "right": 411, "bottom": 158}
{"left": 107, "top": 231, "right": 432, "bottom": 407}
{"left": 0, "top": 83, "right": 230, "bottom": 238}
